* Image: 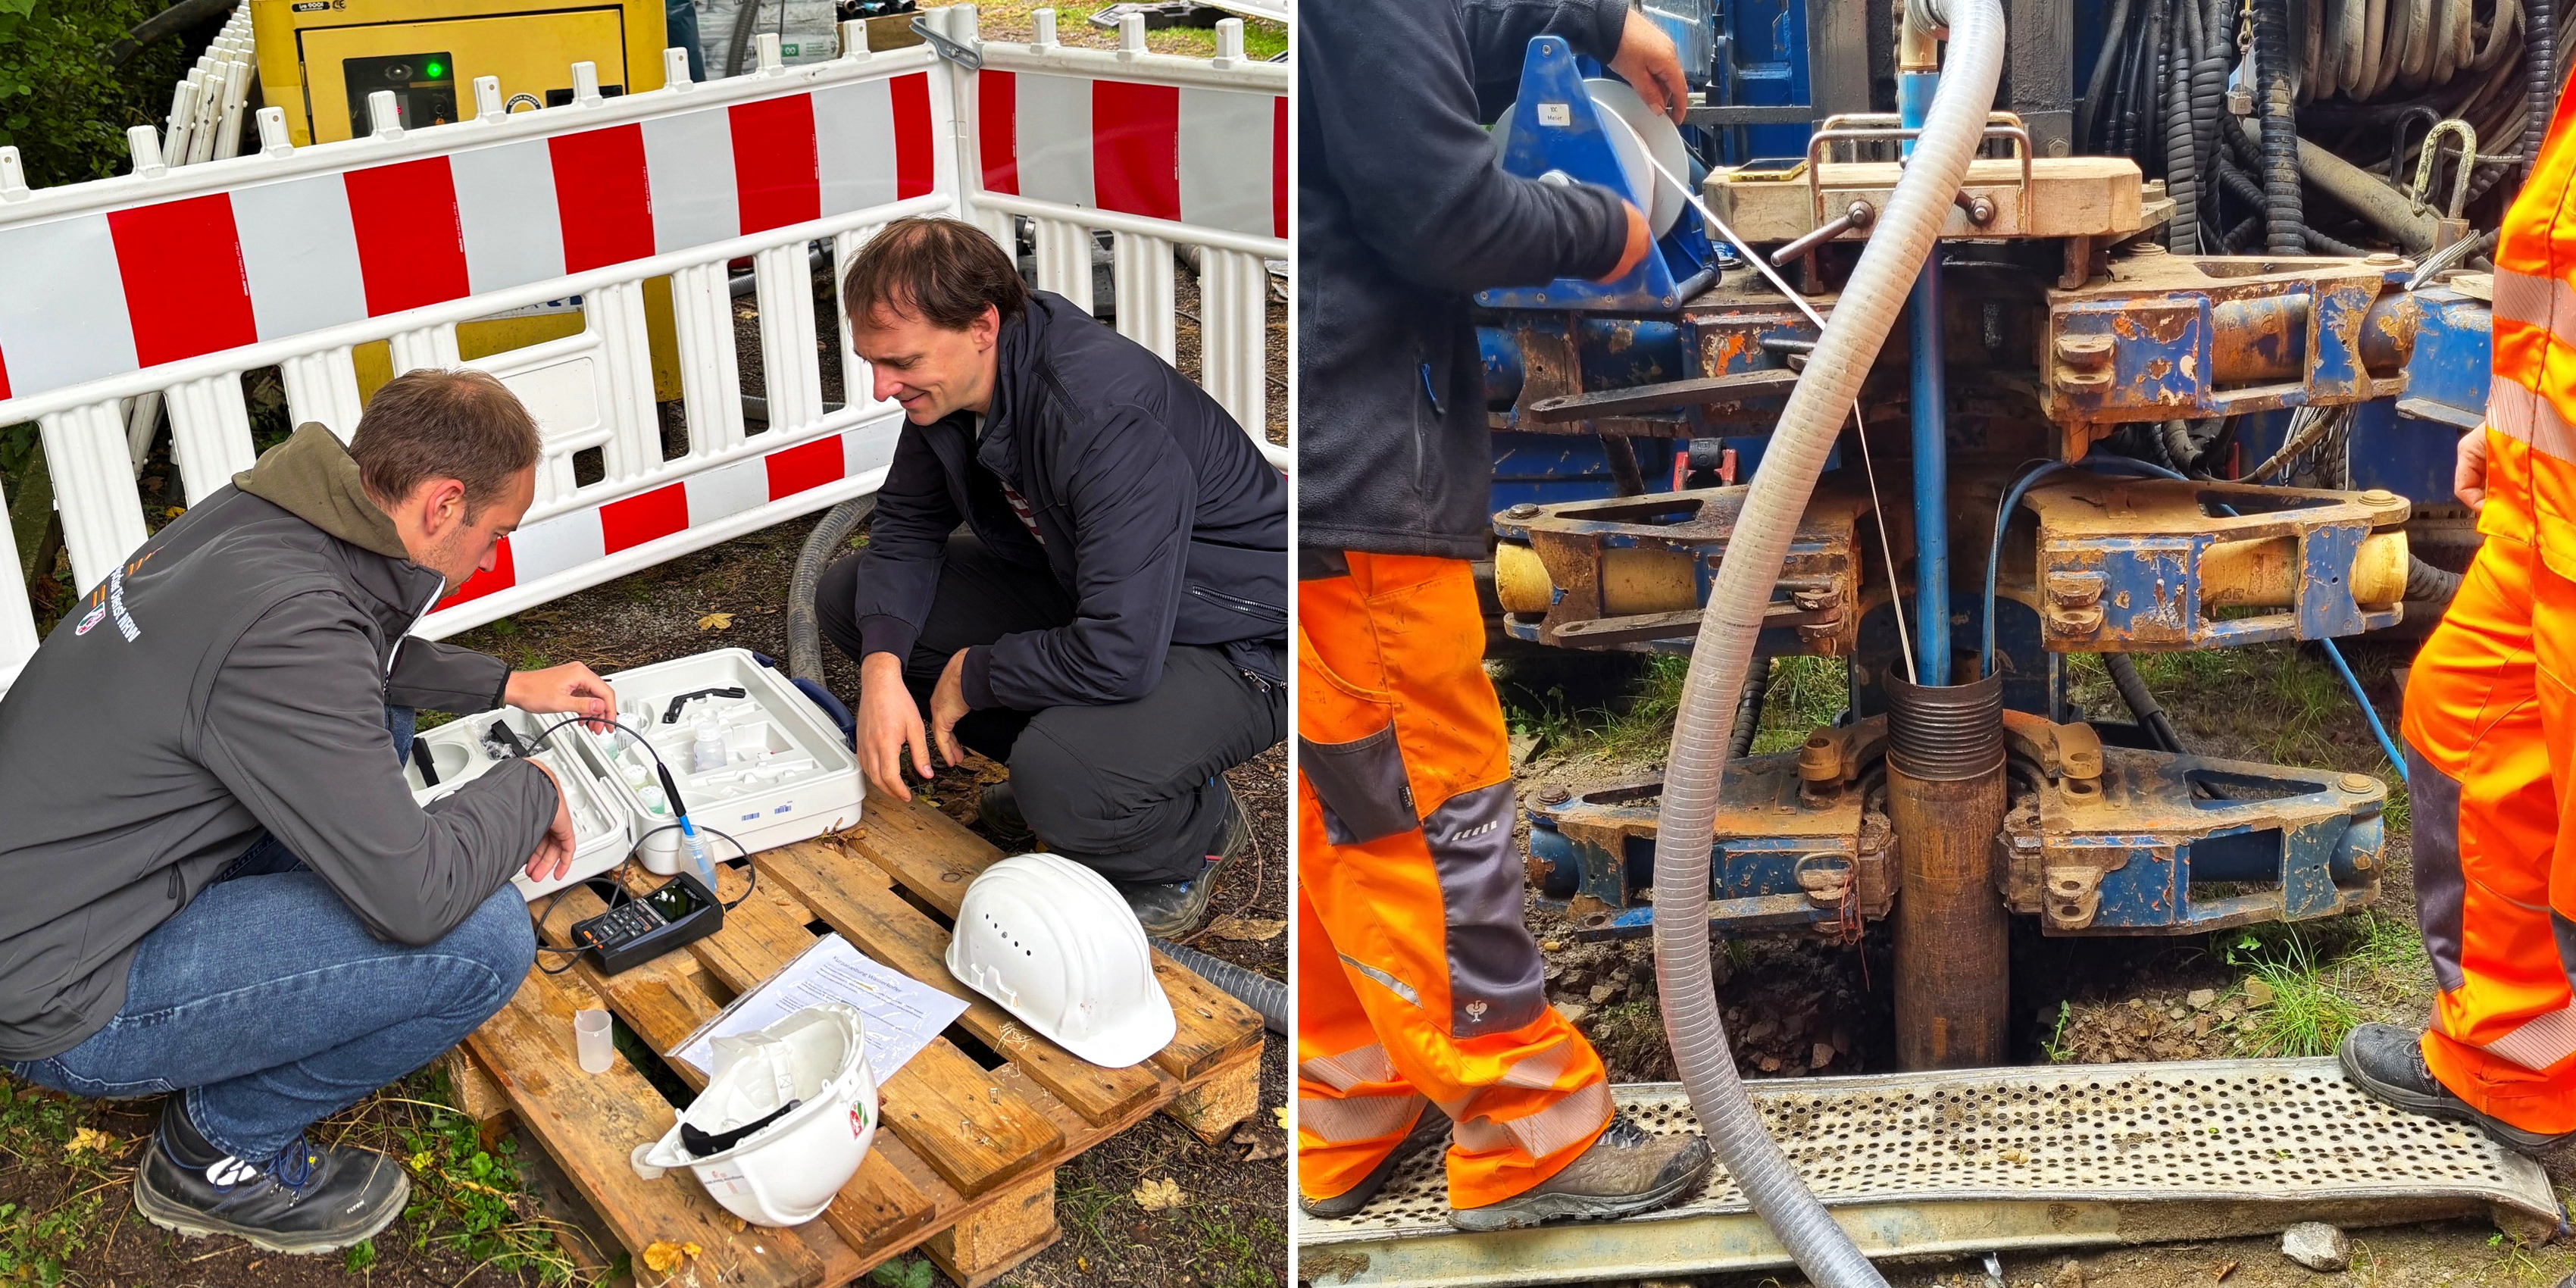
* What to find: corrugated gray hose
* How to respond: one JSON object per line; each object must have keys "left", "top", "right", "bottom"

{"left": 786, "top": 496, "right": 877, "bottom": 683}
{"left": 1649, "top": 2, "right": 2004, "bottom": 1283}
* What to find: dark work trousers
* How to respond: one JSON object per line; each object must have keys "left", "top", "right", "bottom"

{"left": 818, "top": 532, "right": 1285, "bottom": 885}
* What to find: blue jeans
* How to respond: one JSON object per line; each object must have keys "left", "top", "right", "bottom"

{"left": 8, "top": 708, "right": 536, "bottom": 1159}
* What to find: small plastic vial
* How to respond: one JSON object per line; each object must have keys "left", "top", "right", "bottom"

{"left": 691, "top": 720, "right": 725, "bottom": 773}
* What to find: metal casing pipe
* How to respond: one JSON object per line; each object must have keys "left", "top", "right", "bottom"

{"left": 1884, "top": 671, "right": 2010, "bottom": 1070}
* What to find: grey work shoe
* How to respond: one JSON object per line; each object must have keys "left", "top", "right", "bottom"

{"left": 2339, "top": 1022, "right": 2574, "bottom": 1155}
{"left": 1447, "top": 1112, "right": 1713, "bottom": 1231}
{"left": 134, "top": 1102, "right": 410, "bottom": 1255}
{"left": 1299, "top": 1106, "right": 1451, "bottom": 1219}
{"left": 1119, "top": 782, "right": 1250, "bottom": 938}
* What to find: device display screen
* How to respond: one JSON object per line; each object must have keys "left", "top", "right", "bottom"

{"left": 646, "top": 879, "right": 706, "bottom": 921}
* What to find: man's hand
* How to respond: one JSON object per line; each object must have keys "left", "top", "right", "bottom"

{"left": 505, "top": 662, "right": 617, "bottom": 732}
{"left": 1597, "top": 202, "right": 1652, "bottom": 282}
{"left": 857, "top": 652, "right": 934, "bottom": 802}
{"left": 2456, "top": 427, "right": 2490, "bottom": 513}
{"left": 1611, "top": 8, "right": 1689, "bottom": 123}
{"left": 929, "top": 651, "right": 971, "bottom": 769}
{"left": 523, "top": 758, "right": 578, "bottom": 884}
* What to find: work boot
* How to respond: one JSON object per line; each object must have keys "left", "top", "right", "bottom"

{"left": 1447, "top": 1111, "right": 1714, "bottom": 1231}
{"left": 1299, "top": 1106, "right": 1451, "bottom": 1220}
{"left": 977, "top": 780, "right": 1035, "bottom": 848}
{"left": 1121, "top": 782, "right": 1249, "bottom": 938}
{"left": 133, "top": 1097, "right": 411, "bottom": 1255}
{"left": 2338, "top": 1022, "right": 2574, "bottom": 1155}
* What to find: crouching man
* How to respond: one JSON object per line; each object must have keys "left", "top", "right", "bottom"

{"left": 0, "top": 370, "right": 614, "bottom": 1253}
{"left": 818, "top": 217, "right": 1287, "bottom": 935}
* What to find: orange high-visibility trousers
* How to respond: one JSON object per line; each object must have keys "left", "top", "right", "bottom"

{"left": 2399, "top": 84, "right": 2576, "bottom": 1136}
{"left": 1296, "top": 552, "right": 1612, "bottom": 1208}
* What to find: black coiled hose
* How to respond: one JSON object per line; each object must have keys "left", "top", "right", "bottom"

{"left": 2406, "top": 553, "right": 2467, "bottom": 605}
{"left": 2190, "top": 3, "right": 2232, "bottom": 242}
{"left": 2256, "top": 0, "right": 2309, "bottom": 253}
{"left": 2531, "top": 0, "right": 2558, "bottom": 180}
{"left": 1727, "top": 666, "right": 1768, "bottom": 761}
{"left": 1153, "top": 939, "right": 1286, "bottom": 1033}
{"left": 2168, "top": 1, "right": 2202, "bottom": 252}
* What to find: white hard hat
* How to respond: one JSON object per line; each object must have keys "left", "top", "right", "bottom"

{"left": 946, "top": 852, "right": 1176, "bottom": 1068}
{"left": 630, "top": 1004, "right": 878, "bottom": 1227}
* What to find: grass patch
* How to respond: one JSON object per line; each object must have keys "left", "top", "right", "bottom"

{"left": 0, "top": 1191, "right": 100, "bottom": 1286}
{"left": 1499, "top": 654, "right": 1848, "bottom": 767}
{"left": 384, "top": 1074, "right": 593, "bottom": 1284}
{"left": 1747, "top": 656, "right": 1846, "bottom": 754}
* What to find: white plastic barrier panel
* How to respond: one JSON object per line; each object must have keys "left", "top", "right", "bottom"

{"left": 946, "top": 6, "right": 1289, "bottom": 467}
{"left": 0, "top": 14, "right": 1287, "bottom": 699}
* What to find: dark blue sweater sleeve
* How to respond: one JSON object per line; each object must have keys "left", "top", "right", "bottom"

{"left": 849, "top": 424, "right": 963, "bottom": 665}
{"left": 1305, "top": 0, "right": 1635, "bottom": 296}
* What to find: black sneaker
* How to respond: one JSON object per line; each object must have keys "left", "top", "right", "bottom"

{"left": 133, "top": 1099, "right": 410, "bottom": 1255}
{"left": 1448, "top": 1111, "right": 1713, "bottom": 1231}
{"left": 1299, "top": 1105, "right": 1450, "bottom": 1219}
{"left": 1121, "top": 783, "right": 1249, "bottom": 937}
{"left": 977, "top": 780, "right": 1035, "bottom": 848}
{"left": 2338, "top": 1022, "right": 2574, "bottom": 1155}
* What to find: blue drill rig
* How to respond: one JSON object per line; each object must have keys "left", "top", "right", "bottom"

{"left": 1480, "top": 0, "right": 2524, "bottom": 1068}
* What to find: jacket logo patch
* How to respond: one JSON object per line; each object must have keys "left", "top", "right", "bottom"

{"left": 73, "top": 604, "right": 106, "bottom": 636}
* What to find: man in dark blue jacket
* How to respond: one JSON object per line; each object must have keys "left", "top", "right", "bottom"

{"left": 1295, "top": 0, "right": 1715, "bottom": 1234}
{"left": 818, "top": 217, "right": 1286, "bottom": 936}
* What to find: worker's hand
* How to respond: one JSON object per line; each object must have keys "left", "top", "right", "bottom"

{"left": 1597, "top": 202, "right": 1653, "bottom": 282}
{"left": 506, "top": 662, "right": 617, "bottom": 733}
{"left": 856, "top": 652, "right": 933, "bottom": 802}
{"left": 2456, "top": 427, "right": 2490, "bottom": 513}
{"left": 929, "top": 651, "right": 971, "bottom": 770}
{"left": 523, "top": 758, "right": 577, "bottom": 883}
{"left": 1611, "top": 7, "right": 1690, "bottom": 123}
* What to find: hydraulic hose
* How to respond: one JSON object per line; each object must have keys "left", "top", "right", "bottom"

{"left": 1152, "top": 939, "right": 1286, "bottom": 1034}
{"left": 785, "top": 496, "right": 877, "bottom": 683}
{"left": 2077, "top": 0, "right": 2137, "bottom": 148}
{"left": 2406, "top": 552, "right": 2467, "bottom": 603}
{"left": 1649, "top": 3, "right": 2003, "bottom": 1284}
{"left": 1727, "top": 667, "right": 1768, "bottom": 761}
{"left": 2106, "top": 654, "right": 2191, "bottom": 753}
{"left": 2168, "top": 2, "right": 2203, "bottom": 253}
{"left": 2531, "top": 0, "right": 2557, "bottom": 179}
{"left": 2256, "top": 0, "right": 2311, "bottom": 253}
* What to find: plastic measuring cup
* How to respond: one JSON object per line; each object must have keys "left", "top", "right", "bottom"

{"left": 575, "top": 1008, "right": 614, "bottom": 1074}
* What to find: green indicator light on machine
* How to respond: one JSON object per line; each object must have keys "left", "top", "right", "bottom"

{"left": 424, "top": 59, "right": 445, "bottom": 79}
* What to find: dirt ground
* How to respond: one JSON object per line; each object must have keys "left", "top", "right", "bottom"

{"left": 1488, "top": 639, "right": 2576, "bottom": 1288}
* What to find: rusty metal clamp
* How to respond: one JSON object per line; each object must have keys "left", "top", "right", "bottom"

{"left": 2408, "top": 119, "right": 2478, "bottom": 220}
{"left": 1802, "top": 117, "right": 2034, "bottom": 234}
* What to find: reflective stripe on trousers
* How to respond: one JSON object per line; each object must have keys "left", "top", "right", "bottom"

{"left": 1295, "top": 553, "right": 1612, "bottom": 1208}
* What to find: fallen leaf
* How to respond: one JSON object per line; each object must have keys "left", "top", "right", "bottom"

{"left": 1231, "top": 1125, "right": 1285, "bottom": 1162}
{"left": 164, "top": 507, "right": 185, "bottom": 519}
{"left": 65, "top": 1127, "right": 117, "bottom": 1158}
{"left": 1208, "top": 916, "right": 1286, "bottom": 942}
{"left": 642, "top": 1241, "right": 686, "bottom": 1274}
{"left": 1132, "top": 1177, "right": 1185, "bottom": 1211}
{"left": 1274, "top": 1105, "right": 1290, "bottom": 1129}
{"left": 725, "top": 1215, "right": 747, "bottom": 1233}
{"left": 696, "top": 612, "right": 735, "bottom": 631}
{"left": 683, "top": 1243, "right": 702, "bottom": 1258}
{"left": 2212, "top": 1261, "right": 2238, "bottom": 1282}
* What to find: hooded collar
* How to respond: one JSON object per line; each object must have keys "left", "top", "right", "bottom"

{"left": 233, "top": 424, "right": 413, "bottom": 561}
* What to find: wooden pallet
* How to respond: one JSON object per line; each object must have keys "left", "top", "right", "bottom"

{"left": 452, "top": 786, "right": 1268, "bottom": 1288}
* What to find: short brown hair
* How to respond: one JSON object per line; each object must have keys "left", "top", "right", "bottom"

{"left": 841, "top": 216, "right": 1028, "bottom": 331}
{"left": 349, "top": 369, "right": 543, "bottom": 514}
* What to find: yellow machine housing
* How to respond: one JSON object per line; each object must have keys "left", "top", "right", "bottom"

{"left": 249, "top": 0, "right": 685, "bottom": 400}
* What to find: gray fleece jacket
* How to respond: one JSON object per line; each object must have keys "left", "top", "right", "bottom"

{"left": 0, "top": 425, "right": 557, "bottom": 1060}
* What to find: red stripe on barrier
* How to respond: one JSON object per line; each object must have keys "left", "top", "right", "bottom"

{"left": 0, "top": 346, "right": 13, "bottom": 401}
{"left": 1093, "top": 80, "right": 1180, "bottom": 221}
{"left": 730, "top": 95, "right": 821, "bottom": 234}
{"left": 438, "top": 536, "right": 515, "bottom": 608}
{"left": 108, "top": 194, "right": 258, "bottom": 367}
{"left": 766, "top": 433, "right": 845, "bottom": 499}
{"left": 345, "top": 157, "right": 470, "bottom": 316}
{"left": 550, "top": 123, "right": 655, "bottom": 272}
{"left": 979, "top": 69, "right": 1018, "bottom": 195}
{"left": 894, "top": 72, "right": 936, "bottom": 199}
{"left": 602, "top": 482, "right": 690, "bottom": 553}
{"left": 1273, "top": 95, "right": 1288, "bottom": 239}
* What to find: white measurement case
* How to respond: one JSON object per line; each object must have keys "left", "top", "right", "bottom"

{"left": 402, "top": 707, "right": 639, "bottom": 901}
{"left": 583, "top": 649, "right": 863, "bottom": 872}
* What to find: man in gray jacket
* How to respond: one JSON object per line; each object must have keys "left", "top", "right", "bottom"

{"left": 0, "top": 369, "right": 613, "bottom": 1254}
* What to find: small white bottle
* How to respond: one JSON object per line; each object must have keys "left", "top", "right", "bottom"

{"left": 691, "top": 720, "right": 726, "bottom": 773}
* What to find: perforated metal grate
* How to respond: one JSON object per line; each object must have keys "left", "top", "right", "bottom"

{"left": 1299, "top": 1058, "right": 2559, "bottom": 1240}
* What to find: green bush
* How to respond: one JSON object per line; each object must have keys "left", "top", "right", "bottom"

{"left": 0, "top": 0, "right": 190, "bottom": 189}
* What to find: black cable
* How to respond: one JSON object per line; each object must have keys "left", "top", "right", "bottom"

{"left": 2531, "top": 0, "right": 2557, "bottom": 181}
{"left": 2106, "top": 654, "right": 2191, "bottom": 753}
{"left": 1727, "top": 665, "right": 1768, "bottom": 761}
{"left": 2078, "top": 0, "right": 2138, "bottom": 148}
{"left": 2169, "top": 0, "right": 2203, "bottom": 252}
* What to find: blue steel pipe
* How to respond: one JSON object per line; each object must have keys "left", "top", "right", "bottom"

{"left": 1901, "top": 67, "right": 1949, "bottom": 683}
